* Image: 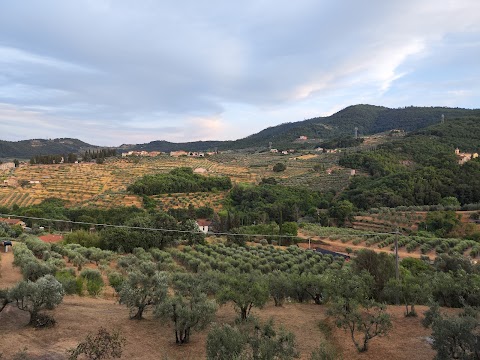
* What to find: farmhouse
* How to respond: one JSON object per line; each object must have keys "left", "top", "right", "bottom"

{"left": 188, "top": 152, "right": 205, "bottom": 157}
{"left": 122, "top": 151, "right": 162, "bottom": 157}
{"left": 170, "top": 150, "right": 188, "bottom": 157}
{"left": 1, "top": 178, "right": 18, "bottom": 187}
{"left": 193, "top": 168, "right": 208, "bottom": 174}
{"left": 0, "top": 217, "right": 26, "bottom": 228}
{"left": 0, "top": 162, "right": 15, "bottom": 171}
{"left": 455, "top": 148, "right": 479, "bottom": 164}
{"left": 196, "top": 219, "right": 212, "bottom": 234}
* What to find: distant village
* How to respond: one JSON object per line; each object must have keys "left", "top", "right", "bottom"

{"left": 121, "top": 150, "right": 218, "bottom": 157}
{"left": 455, "top": 148, "right": 479, "bottom": 164}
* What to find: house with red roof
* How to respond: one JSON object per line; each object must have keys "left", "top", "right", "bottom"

{"left": 196, "top": 219, "right": 212, "bottom": 234}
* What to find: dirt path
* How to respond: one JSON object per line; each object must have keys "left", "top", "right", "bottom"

{"left": 0, "top": 244, "right": 23, "bottom": 289}
{"left": 297, "top": 232, "right": 434, "bottom": 260}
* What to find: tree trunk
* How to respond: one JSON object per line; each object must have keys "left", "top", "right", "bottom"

{"left": 131, "top": 305, "right": 145, "bottom": 320}
{"left": 241, "top": 307, "right": 248, "bottom": 321}
{"left": 176, "top": 329, "right": 190, "bottom": 344}
{"left": 29, "top": 311, "right": 39, "bottom": 326}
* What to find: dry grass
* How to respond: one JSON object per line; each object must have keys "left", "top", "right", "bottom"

{"left": 1, "top": 248, "right": 436, "bottom": 360}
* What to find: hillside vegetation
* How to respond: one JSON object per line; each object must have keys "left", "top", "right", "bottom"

{"left": 340, "top": 116, "right": 480, "bottom": 209}
{"left": 127, "top": 167, "right": 232, "bottom": 195}
{"left": 0, "top": 138, "right": 96, "bottom": 159}
{"left": 3, "top": 105, "right": 479, "bottom": 158}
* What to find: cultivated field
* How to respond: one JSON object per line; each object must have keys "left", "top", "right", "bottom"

{"left": 0, "top": 151, "right": 357, "bottom": 209}
{"left": 299, "top": 222, "right": 480, "bottom": 260}
{"left": 0, "top": 245, "right": 436, "bottom": 360}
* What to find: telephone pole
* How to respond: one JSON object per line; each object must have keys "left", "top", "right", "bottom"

{"left": 395, "top": 228, "right": 400, "bottom": 305}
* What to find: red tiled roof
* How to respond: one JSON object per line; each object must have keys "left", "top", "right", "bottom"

{"left": 196, "top": 219, "right": 212, "bottom": 227}
{"left": 39, "top": 234, "right": 64, "bottom": 243}
{"left": 0, "top": 218, "right": 24, "bottom": 225}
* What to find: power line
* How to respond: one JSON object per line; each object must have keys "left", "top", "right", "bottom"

{"left": 0, "top": 213, "right": 404, "bottom": 239}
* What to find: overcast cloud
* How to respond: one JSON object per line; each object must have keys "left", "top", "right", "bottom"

{"left": 0, "top": 0, "right": 479, "bottom": 145}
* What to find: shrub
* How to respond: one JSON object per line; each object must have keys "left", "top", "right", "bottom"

{"left": 273, "top": 162, "right": 286, "bottom": 172}
{"left": 107, "top": 272, "right": 124, "bottom": 293}
{"left": 67, "top": 328, "right": 125, "bottom": 360}
{"left": 80, "top": 269, "right": 103, "bottom": 283}
{"left": 86, "top": 278, "right": 104, "bottom": 297}
{"left": 55, "top": 270, "right": 79, "bottom": 295}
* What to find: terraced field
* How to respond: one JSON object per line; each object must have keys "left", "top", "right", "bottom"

{"left": 0, "top": 151, "right": 358, "bottom": 209}
{"left": 0, "top": 156, "right": 254, "bottom": 209}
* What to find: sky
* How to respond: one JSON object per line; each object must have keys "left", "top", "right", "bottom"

{"left": 0, "top": 0, "right": 479, "bottom": 146}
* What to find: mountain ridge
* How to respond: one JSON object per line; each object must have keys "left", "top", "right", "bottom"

{"left": 2, "top": 104, "right": 480, "bottom": 158}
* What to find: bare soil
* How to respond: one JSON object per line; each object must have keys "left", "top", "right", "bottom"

{"left": 0, "top": 297, "right": 436, "bottom": 360}
{"left": 0, "top": 248, "right": 23, "bottom": 288}
{"left": 297, "top": 233, "right": 433, "bottom": 260}
{"left": 1, "top": 245, "right": 436, "bottom": 360}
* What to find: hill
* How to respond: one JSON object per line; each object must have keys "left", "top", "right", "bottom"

{"left": 414, "top": 116, "right": 480, "bottom": 152}
{"left": 2, "top": 105, "right": 480, "bottom": 158}
{"left": 0, "top": 138, "right": 97, "bottom": 159}
{"left": 125, "top": 105, "right": 480, "bottom": 152}
{"left": 340, "top": 116, "right": 480, "bottom": 209}
{"left": 124, "top": 140, "right": 229, "bottom": 152}
{"left": 223, "top": 105, "right": 480, "bottom": 150}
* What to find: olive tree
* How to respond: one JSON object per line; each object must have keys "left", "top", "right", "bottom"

{"left": 206, "top": 319, "right": 299, "bottom": 360}
{"left": 325, "top": 269, "right": 391, "bottom": 352}
{"left": 423, "top": 304, "right": 479, "bottom": 360}
{"left": 156, "top": 292, "right": 217, "bottom": 344}
{"left": 384, "top": 272, "right": 431, "bottom": 317}
{"left": 217, "top": 273, "right": 269, "bottom": 321}
{"left": 9, "top": 274, "right": 64, "bottom": 326}
{"left": 206, "top": 323, "right": 246, "bottom": 360}
{"left": 0, "top": 289, "right": 10, "bottom": 314}
{"left": 328, "top": 299, "right": 391, "bottom": 353}
{"left": 267, "top": 271, "right": 292, "bottom": 307}
{"left": 118, "top": 263, "right": 168, "bottom": 320}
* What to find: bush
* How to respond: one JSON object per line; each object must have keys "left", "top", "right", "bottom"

{"left": 309, "top": 342, "right": 340, "bottom": 360}
{"left": 273, "top": 162, "right": 287, "bottom": 172}
{"left": 86, "top": 278, "right": 104, "bottom": 296}
{"left": 64, "top": 230, "right": 101, "bottom": 248}
{"left": 55, "top": 270, "right": 79, "bottom": 295}
{"left": 80, "top": 269, "right": 103, "bottom": 283}
{"left": 67, "top": 328, "right": 125, "bottom": 360}
{"left": 107, "top": 272, "right": 124, "bottom": 293}
{"left": 80, "top": 269, "right": 104, "bottom": 296}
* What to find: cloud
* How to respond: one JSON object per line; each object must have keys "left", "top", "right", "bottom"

{"left": 0, "top": 0, "right": 479, "bottom": 145}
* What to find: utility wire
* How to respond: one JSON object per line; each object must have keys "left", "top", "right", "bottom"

{"left": 0, "top": 213, "right": 404, "bottom": 239}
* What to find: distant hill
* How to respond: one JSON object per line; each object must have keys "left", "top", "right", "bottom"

{"left": 0, "top": 138, "right": 97, "bottom": 159}
{"left": 2, "top": 105, "right": 479, "bottom": 157}
{"left": 223, "top": 105, "right": 480, "bottom": 150}
{"left": 126, "top": 105, "right": 480, "bottom": 152}
{"left": 125, "top": 140, "right": 230, "bottom": 152}
{"left": 413, "top": 116, "right": 480, "bottom": 152}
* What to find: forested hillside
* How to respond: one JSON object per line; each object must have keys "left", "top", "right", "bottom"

{"left": 0, "top": 138, "right": 96, "bottom": 159}
{"left": 2, "top": 105, "right": 479, "bottom": 157}
{"left": 126, "top": 105, "right": 480, "bottom": 151}
{"left": 340, "top": 116, "right": 480, "bottom": 209}
{"left": 221, "top": 105, "right": 480, "bottom": 150}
